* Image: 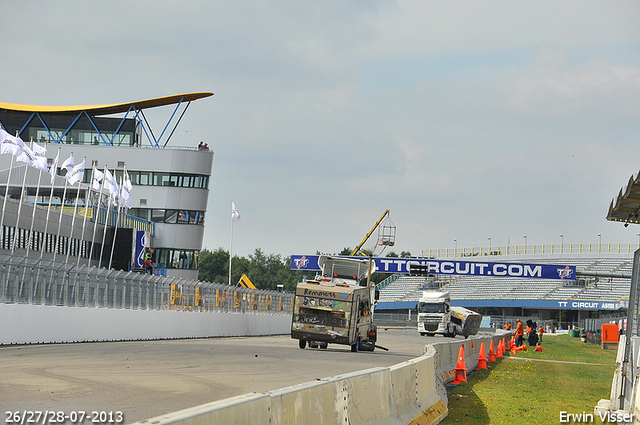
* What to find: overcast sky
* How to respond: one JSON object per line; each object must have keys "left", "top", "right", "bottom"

{"left": 2, "top": 1, "right": 639, "bottom": 258}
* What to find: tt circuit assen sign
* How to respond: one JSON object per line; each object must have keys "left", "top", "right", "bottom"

{"left": 290, "top": 255, "right": 576, "bottom": 281}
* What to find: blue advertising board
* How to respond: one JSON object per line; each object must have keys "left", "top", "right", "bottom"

{"left": 133, "top": 230, "right": 149, "bottom": 269}
{"left": 375, "top": 298, "right": 622, "bottom": 311}
{"left": 290, "top": 255, "right": 576, "bottom": 281}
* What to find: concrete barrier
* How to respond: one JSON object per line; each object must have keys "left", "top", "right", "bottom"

{"left": 0, "top": 303, "right": 292, "bottom": 344}
{"left": 134, "top": 331, "right": 513, "bottom": 425}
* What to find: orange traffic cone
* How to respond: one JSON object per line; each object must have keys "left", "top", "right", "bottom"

{"left": 488, "top": 340, "right": 497, "bottom": 362}
{"left": 496, "top": 339, "right": 503, "bottom": 358}
{"left": 511, "top": 344, "right": 527, "bottom": 354}
{"left": 451, "top": 346, "right": 467, "bottom": 384}
{"left": 477, "top": 342, "right": 488, "bottom": 369}
{"left": 508, "top": 335, "right": 515, "bottom": 349}
{"left": 534, "top": 344, "right": 543, "bottom": 352}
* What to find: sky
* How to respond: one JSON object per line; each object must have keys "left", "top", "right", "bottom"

{"left": 1, "top": 1, "right": 639, "bottom": 258}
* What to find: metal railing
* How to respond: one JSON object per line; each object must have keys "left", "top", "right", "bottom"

{"left": 0, "top": 256, "right": 294, "bottom": 314}
{"left": 421, "top": 243, "right": 639, "bottom": 259}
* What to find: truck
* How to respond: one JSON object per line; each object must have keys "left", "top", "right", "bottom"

{"left": 291, "top": 256, "right": 378, "bottom": 352}
{"left": 417, "top": 291, "right": 482, "bottom": 338}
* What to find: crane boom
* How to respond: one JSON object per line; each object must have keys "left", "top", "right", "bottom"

{"left": 351, "top": 210, "right": 391, "bottom": 257}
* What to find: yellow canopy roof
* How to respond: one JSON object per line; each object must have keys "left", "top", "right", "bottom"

{"left": 0, "top": 92, "right": 213, "bottom": 115}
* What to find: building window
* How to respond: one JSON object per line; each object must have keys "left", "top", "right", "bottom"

{"left": 156, "top": 248, "right": 199, "bottom": 269}
{"left": 129, "top": 208, "right": 205, "bottom": 226}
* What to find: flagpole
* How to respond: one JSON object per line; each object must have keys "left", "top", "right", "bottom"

{"left": 76, "top": 177, "right": 89, "bottom": 268}
{"left": 66, "top": 157, "right": 85, "bottom": 264}
{"left": 25, "top": 141, "right": 47, "bottom": 259}
{"left": 98, "top": 180, "right": 113, "bottom": 268}
{"left": 21, "top": 141, "right": 47, "bottom": 293}
{"left": 11, "top": 138, "right": 36, "bottom": 253}
{"left": 40, "top": 147, "right": 61, "bottom": 260}
{"left": 228, "top": 212, "right": 233, "bottom": 286}
{"left": 88, "top": 165, "right": 107, "bottom": 267}
{"left": 0, "top": 154, "right": 15, "bottom": 250}
{"left": 52, "top": 176, "right": 69, "bottom": 263}
{"left": 0, "top": 130, "right": 25, "bottom": 251}
{"left": 52, "top": 152, "right": 73, "bottom": 264}
{"left": 108, "top": 175, "right": 123, "bottom": 270}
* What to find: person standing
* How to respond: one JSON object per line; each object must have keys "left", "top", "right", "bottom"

{"left": 516, "top": 319, "right": 524, "bottom": 347}
{"left": 538, "top": 325, "right": 544, "bottom": 343}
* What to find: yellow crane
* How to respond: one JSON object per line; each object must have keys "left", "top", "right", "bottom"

{"left": 350, "top": 210, "right": 396, "bottom": 257}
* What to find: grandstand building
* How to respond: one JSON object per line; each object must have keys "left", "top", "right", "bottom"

{"left": 0, "top": 93, "right": 213, "bottom": 280}
{"left": 375, "top": 250, "right": 634, "bottom": 326}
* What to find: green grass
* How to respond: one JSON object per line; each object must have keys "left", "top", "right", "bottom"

{"left": 442, "top": 335, "right": 618, "bottom": 424}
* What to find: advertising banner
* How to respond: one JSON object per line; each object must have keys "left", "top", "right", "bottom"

{"left": 290, "top": 255, "right": 576, "bottom": 281}
{"left": 133, "top": 230, "right": 149, "bottom": 269}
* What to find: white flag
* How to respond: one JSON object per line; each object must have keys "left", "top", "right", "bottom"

{"left": 16, "top": 144, "right": 35, "bottom": 165}
{"left": 0, "top": 129, "right": 25, "bottom": 156}
{"left": 92, "top": 168, "right": 104, "bottom": 190}
{"left": 103, "top": 168, "right": 119, "bottom": 199}
{"left": 49, "top": 151, "right": 59, "bottom": 184}
{"left": 120, "top": 170, "right": 132, "bottom": 209}
{"left": 31, "top": 143, "right": 48, "bottom": 172}
{"left": 61, "top": 155, "right": 74, "bottom": 173}
{"left": 232, "top": 202, "right": 241, "bottom": 223}
{"left": 66, "top": 160, "right": 85, "bottom": 185}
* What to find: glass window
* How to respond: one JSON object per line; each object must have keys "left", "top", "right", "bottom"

{"left": 156, "top": 249, "right": 200, "bottom": 269}
{"left": 193, "top": 175, "right": 202, "bottom": 188}
{"left": 153, "top": 173, "right": 170, "bottom": 186}
{"left": 158, "top": 249, "right": 168, "bottom": 266}
{"left": 139, "top": 172, "right": 151, "bottom": 185}
{"left": 169, "top": 174, "right": 179, "bottom": 187}
{"left": 165, "top": 210, "right": 178, "bottom": 224}
{"left": 177, "top": 210, "right": 189, "bottom": 224}
{"left": 182, "top": 175, "right": 192, "bottom": 188}
{"left": 151, "top": 209, "right": 165, "bottom": 223}
{"left": 129, "top": 171, "right": 140, "bottom": 185}
{"left": 130, "top": 208, "right": 151, "bottom": 221}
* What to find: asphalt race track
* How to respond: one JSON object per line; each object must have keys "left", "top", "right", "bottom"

{"left": 1, "top": 328, "right": 438, "bottom": 424}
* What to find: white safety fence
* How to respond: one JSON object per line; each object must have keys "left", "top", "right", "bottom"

{"left": 0, "top": 255, "right": 294, "bottom": 345}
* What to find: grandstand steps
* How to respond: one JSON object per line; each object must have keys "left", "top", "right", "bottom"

{"left": 378, "top": 256, "right": 633, "bottom": 305}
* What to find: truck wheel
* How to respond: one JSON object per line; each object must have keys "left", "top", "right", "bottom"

{"left": 320, "top": 343, "right": 328, "bottom": 349}
{"left": 299, "top": 339, "right": 306, "bottom": 349}
{"left": 351, "top": 338, "right": 359, "bottom": 352}
{"left": 420, "top": 332, "right": 426, "bottom": 336}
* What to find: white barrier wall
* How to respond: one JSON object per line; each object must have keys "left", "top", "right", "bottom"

{"left": 133, "top": 332, "right": 512, "bottom": 425}
{"left": 0, "top": 303, "right": 292, "bottom": 344}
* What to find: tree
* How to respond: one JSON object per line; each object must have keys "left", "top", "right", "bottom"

{"left": 339, "top": 247, "right": 352, "bottom": 256}
{"left": 198, "top": 248, "right": 229, "bottom": 283}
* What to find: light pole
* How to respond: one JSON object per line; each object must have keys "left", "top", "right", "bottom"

{"left": 560, "top": 234, "right": 563, "bottom": 253}
{"left": 598, "top": 233, "right": 602, "bottom": 258}
{"left": 454, "top": 239, "right": 457, "bottom": 257}
{"left": 488, "top": 237, "right": 491, "bottom": 254}
{"left": 524, "top": 235, "right": 527, "bottom": 254}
